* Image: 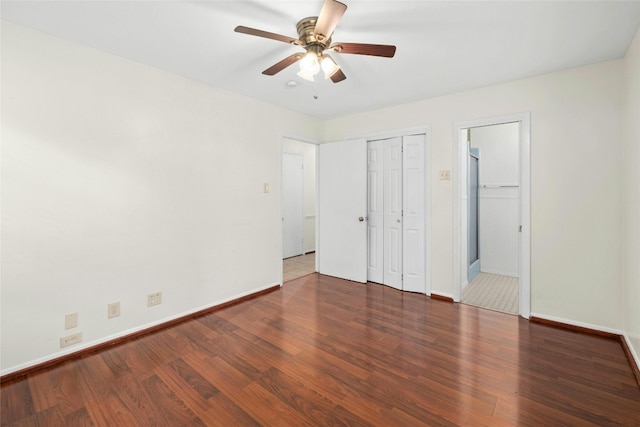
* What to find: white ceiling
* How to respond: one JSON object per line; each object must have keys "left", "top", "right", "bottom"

{"left": 2, "top": 1, "right": 640, "bottom": 119}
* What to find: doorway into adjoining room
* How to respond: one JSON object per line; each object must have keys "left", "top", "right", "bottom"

{"left": 454, "top": 117, "right": 530, "bottom": 316}
{"left": 282, "top": 138, "right": 317, "bottom": 282}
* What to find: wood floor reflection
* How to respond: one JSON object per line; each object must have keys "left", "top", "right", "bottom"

{"left": 2, "top": 274, "right": 639, "bottom": 426}
{"left": 283, "top": 252, "right": 315, "bottom": 282}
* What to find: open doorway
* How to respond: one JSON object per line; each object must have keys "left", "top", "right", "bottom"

{"left": 282, "top": 138, "right": 317, "bottom": 282}
{"left": 461, "top": 123, "right": 520, "bottom": 314}
{"left": 453, "top": 113, "right": 531, "bottom": 318}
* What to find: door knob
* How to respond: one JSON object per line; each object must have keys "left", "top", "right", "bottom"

{"left": 358, "top": 217, "right": 367, "bottom": 222}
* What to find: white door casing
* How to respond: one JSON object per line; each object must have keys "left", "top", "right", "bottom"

{"left": 318, "top": 139, "right": 368, "bottom": 283}
{"left": 452, "top": 113, "right": 531, "bottom": 318}
{"left": 282, "top": 153, "right": 305, "bottom": 259}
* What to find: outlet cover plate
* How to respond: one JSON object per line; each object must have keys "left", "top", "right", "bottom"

{"left": 108, "top": 302, "right": 120, "bottom": 319}
{"left": 60, "top": 332, "right": 83, "bottom": 348}
{"left": 147, "top": 292, "right": 162, "bottom": 307}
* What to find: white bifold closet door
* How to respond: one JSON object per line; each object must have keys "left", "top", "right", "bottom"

{"left": 367, "top": 135, "right": 426, "bottom": 292}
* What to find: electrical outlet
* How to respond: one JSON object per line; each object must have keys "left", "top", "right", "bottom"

{"left": 65, "top": 312, "right": 78, "bottom": 330}
{"left": 147, "top": 292, "right": 162, "bottom": 307}
{"left": 60, "top": 332, "right": 83, "bottom": 348}
{"left": 108, "top": 302, "right": 120, "bottom": 319}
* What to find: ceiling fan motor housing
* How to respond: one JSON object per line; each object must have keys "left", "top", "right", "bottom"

{"left": 296, "top": 17, "right": 332, "bottom": 53}
{"left": 233, "top": 0, "right": 395, "bottom": 82}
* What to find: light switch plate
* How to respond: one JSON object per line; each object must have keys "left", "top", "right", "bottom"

{"left": 438, "top": 170, "right": 451, "bottom": 180}
{"left": 65, "top": 312, "right": 78, "bottom": 330}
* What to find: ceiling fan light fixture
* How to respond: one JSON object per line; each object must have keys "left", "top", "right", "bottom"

{"left": 321, "top": 55, "right": 340, "bottom": 79}
{"left": 298, "top": 52, "right": 320, "bottom": 75}
{"left": 297, "top": 69, "right": 316, "bottom": 82}
{"left": 235, "top": 0, "right": 396, "bottom": 84}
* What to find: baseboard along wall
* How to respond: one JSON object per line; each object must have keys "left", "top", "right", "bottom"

{"left": 0, "top": 284, "right": 281, "bottom": 384}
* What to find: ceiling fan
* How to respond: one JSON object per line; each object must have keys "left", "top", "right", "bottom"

{"left": 234, "top": 0, "right": 396, "bottom": 83}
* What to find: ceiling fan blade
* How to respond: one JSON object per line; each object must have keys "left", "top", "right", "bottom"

{"left": 314, "top": 0, "right": 347, "bottom": 42}
{"left": 235, "top": 26, "right": 300, "bottom": 45}
{"left": 331, "top": 42, "right": 396, "bottom": 58}
{"left": 262, "top": 53, "right": 303, "bottom": 76}
{"left": 330, "top": 68, "right": 347, "bottom": 83}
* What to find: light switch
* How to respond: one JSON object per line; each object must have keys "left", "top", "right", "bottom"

{"left": 263, "top": 183, "right": 270, "bottom": 193}
{"left": 438, "top": 170, "right": 451, "bottom": 180}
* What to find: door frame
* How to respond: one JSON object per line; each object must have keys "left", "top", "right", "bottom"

{"left": 452, "top": 113, "right": 531, "bottom": 318}
{"left": 280, "top": 135, "right": 320, "bottom": 286}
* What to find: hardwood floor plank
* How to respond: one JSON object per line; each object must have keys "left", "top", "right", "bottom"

{"left": 153, "top": 362, "right": 213, "bottom": 416}
{"left": 204, "top": 392, "right": 261, "bottom": 426}
{"left": 45, "top": 362, "right": 90, "bottom": 418}
{"left": 197, "top": 355, "right": 253, "bottom": 392}
{"left": 2, "top": 274, "right": 639, "bottom": 426}
{"left": 257, "top": 366, "right": 371, "bottom": 426}
{"left": 141, "top": 374, "right": 204, "bottom": 426}
{"left": 26, "top": 370, "right": 57, "bottom": 413}
{"left": 240, "top": 382, "right": 316, "bottom": 427}
{"left": 168, "top": 357, "right": 219, "bottom": 400}
{"left": 1, "top": 378, "right": 35, "bottom": 424}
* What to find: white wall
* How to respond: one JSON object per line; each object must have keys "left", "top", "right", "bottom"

{"left": 0, "top": 22, "right": 322, "bottom": 374}
{"left": 470, "top": 123, "right": 519, "bottom": 277}
{"left": 282, "top": 138, "right": 317, "bottom": 254}
{"left": 470, "top": 123, "right": 519, "bottom": 186}
{"left": 325, "top": 59, "right": 624, "bottom": 330}
{"left": 622, "top": 28, "right": 640, "bottom": 367}
{"left": 2, "top": 19, "right": 637, "bottom": 375}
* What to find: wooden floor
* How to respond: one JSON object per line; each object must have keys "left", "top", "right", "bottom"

{"left": 2, "top": 274, "right": 640, "bottom": 426}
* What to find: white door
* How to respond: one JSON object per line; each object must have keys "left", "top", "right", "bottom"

{"left": 402, "top": 134, "right": 427, "bottom": 293}
{"left": 367, "top": 140, "right": 384, "bottom": 283}
{"left": 282, "top": 153, "right": 304, "bottom": 259}
{"left": 366, "top": 134, "right": 427, "bottom": 293}
{"left": 318, "top": 139, "right": 367, "bottom": 282}
{"left": 384, "top": 137, "right": 403, "bottom": 290}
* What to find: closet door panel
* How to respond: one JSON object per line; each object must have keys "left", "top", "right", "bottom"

{"left": 367, "top": 141, "right": 384, "bottom": 283}
{"left": 384, "top": 137, "right": 403, "bottom": 290}
{"left": 402, "top": 134, "right": 426, "bottom": 293}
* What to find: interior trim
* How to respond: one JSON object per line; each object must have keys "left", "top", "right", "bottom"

{"left": 530, "top": 315, "right": 640, "bottom": 388}
{"left": 0, "top": 284, "right": 281, "bottom": 384}
{"left": 530, "top": 315, "right": 619, "bottom": 338}
{"left": 430, "top": 293, "right": 454, "bottom": 303}
{"left": 621, "top": 334, "right": 640, "bottom": 387}
{"left": 452, "top": 113, "right": 531, "bottom": 318}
